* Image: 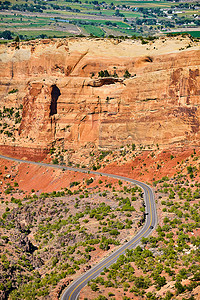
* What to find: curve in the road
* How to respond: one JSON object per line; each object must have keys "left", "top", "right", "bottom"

{"left": 0, "top": 154, "right": 157, "bottom": 300}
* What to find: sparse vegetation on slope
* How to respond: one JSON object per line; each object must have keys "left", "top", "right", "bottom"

{"left": 0, "top": 174, "right": 143, "bottom": 299}
{"left": 83, "top": 174, "right": 200, "bottom": 300}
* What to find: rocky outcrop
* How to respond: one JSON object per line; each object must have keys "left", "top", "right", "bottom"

{"left": 0, "top": 145, "right": 48, "bottom": 161}
{"left": 87, "top": 77, "right": 123, "bottom": 87}
{"left": 0, "top": 37, "right": 200, "bottom": 156}
{"left": 17, "top": 236, "right": 37, "bottom": 254}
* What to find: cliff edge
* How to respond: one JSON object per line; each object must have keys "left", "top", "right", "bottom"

{"left": 0, "top": 36, "right": 200, "bottom": 159}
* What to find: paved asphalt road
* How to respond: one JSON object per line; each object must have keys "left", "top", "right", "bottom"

{"left": 0, "top": 154, "right": 157, "bottom": 300}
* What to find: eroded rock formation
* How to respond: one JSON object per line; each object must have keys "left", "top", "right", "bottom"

{"left": 0, "top": 37, "right": 200, "bottom": 158}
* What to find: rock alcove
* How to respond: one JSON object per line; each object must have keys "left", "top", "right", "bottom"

{"left": 50, "top": 85, "right": 61, "bottom": 116}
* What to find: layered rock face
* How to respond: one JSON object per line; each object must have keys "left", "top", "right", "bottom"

{"left": 0, "top": 37, "right": 200, "bottom": 157}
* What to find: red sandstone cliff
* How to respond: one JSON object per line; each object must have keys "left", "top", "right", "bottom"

{"left": 0, "top": 37, "right": 200, "bottom": 158}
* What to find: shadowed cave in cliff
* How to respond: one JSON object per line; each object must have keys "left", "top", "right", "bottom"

{"left": 50, "top": 85, "right": 61, "bottom": 116}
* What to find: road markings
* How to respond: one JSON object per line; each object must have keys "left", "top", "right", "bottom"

{"left": 0, "top": 154, "right": 156, "bottom": 300}
{"left": 67, "top": 186, "right": 153, "bottom": 300}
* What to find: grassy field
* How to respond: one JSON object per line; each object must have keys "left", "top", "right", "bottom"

{"left": 82, "top": 25, "right": 105, "bottom": 36}
{"left": 14, "top": 30, "right": 69, "bottom": 38}
{"left": 168, "top": 31, "right": 200, "bottom": 38}
{"left": 103, "top": 0, "right": 177, "bottom": 7}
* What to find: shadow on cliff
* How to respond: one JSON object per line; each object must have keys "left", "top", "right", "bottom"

{"left": 50, "top": 85, "right": 61, "bottom": 116}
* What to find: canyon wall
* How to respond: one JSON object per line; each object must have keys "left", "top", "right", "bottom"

{"left": 0, "top": 37, "right": 200, "bottom": 158}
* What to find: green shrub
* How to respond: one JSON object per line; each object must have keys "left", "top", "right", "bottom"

{"left": 8, "top": 89, "right": 18, "bottom": 94}
{"left": 124, "top": 70, "right": 131, "bottom": 78}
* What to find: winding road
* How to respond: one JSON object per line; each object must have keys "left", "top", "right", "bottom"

{"left": 0, "top": 154, "right": 157, "bottom": 300}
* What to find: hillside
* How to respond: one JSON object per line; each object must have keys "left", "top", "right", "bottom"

{"left": 0, "top": 148, "right": 200, "bottom": 300}
{"left": 0, "top": 36, "right": 200, "bottom": 300}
